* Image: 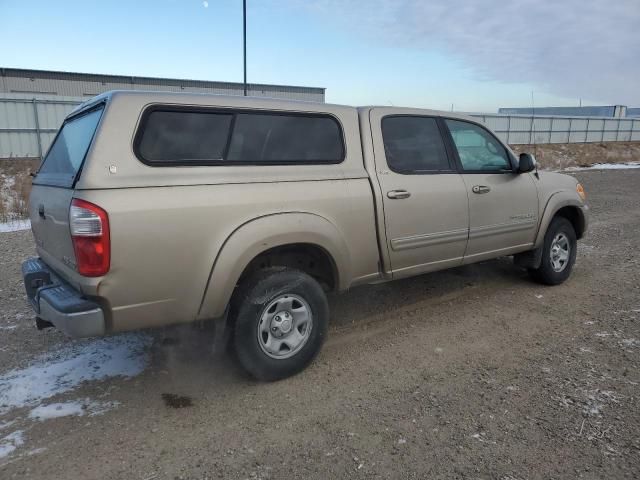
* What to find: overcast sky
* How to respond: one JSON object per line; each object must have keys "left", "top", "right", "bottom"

{"left": 1, "top": 0, "right": 638, "bottom": 111}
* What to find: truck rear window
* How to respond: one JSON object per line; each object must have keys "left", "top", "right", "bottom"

{"left": 36, "top": 106, "right": 104, "bottom": 187}
{"left": 134, "top": 108, "right": 344, "bottom": 165}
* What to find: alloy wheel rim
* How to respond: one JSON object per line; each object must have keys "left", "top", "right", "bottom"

{"left": 550, "top": 233, "right": 570, "bottom": 272}
{"left": 257, "top": 294, "right": 313, "bottom": 359}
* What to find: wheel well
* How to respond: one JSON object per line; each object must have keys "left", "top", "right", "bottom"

{"left": 239, "top": 243, "right": 338, "bottom": 292}
{"left": 554, "top": 206, "right": 585, "bottom": 239}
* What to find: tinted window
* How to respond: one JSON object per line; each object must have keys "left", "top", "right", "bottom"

{"left": 36, "top": 106, "right": 104, "bottom": 187}
{"left": 381, "top": 116, "right": 450, "bottom": 173}
{"left": 228, "top": 113, "right": 343, "bottom": 162}
{"left": 445, "top": 119, "right": 510, "bottom": 171}
{"left": 136, "top": 109, "right": 344, "bottom": 165}
{"left": 138, "top": 110, "right": 233, "bottom": 162}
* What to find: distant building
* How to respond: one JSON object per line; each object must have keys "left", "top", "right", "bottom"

{"left": 627, "top": 108, "right": 640, "bottom": 118}
{"left": 0, "top": 67, "right": 325, "bottom": 102}
{"left": 498, "top": 105, "right": 629, "bottom": 118}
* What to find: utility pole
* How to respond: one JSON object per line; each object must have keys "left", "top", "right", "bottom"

{"left": 243, "top": 0, "right": 247, "bottom": 96}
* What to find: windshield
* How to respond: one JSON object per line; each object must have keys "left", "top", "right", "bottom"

{"left": 35, "top": 106, "right": 104, "bottom": 188}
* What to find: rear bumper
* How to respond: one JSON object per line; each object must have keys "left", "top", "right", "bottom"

{"left": 21, "top": 258, "right": 105, "bottom": 338}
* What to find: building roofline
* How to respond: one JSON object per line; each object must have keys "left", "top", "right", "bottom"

{"left": 0, "top": 67, "right": 325, "bottom": 93}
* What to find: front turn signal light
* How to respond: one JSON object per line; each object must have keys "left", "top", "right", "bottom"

{"left": 577, "top": 183, "right": 586, "bottom": 201}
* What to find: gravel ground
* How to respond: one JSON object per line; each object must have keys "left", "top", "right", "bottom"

{"left": 0, "top": 169, "right": 639, "bottom": 479}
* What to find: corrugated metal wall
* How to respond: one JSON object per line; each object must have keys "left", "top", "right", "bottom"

{"left": 3, "top": 97, "right": 640, "bottom": 159}
{"left": 0, "top": 97, "right": 77, "bottom": 158}
{"left": 469, "top": 113, "right": 640, "bottom": 145}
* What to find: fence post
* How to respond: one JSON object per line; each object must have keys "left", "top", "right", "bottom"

{"left": 506, "top": 116, "right": 510, "bottom": 144}
{"left": 31, "top": 98, "right": 43, "bottom": 159}
{"left": 616, "top": 119, "right": 621, "bottom": 141}
{"left": 549, "top": 117, "right": 553, "bottom": 144}
{"left": 529, "top": 116, "right": 534, "bottom": 144}
{"left": 585, "top": 118, "right": 590, "bottom": 143}
{"left": 567, "top": 118, "right": 572, "bottom": 143}
{"left": 601, "top": 118, "right": 605, "bottom": 142}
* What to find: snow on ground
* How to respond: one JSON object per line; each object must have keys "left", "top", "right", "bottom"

{"left": 28, "top": 399, "right": 119, "bottom": 421}
{"left": 0, "top": 333, "right": 152, "bottom": 415}
{"left": 564, "top": 162, "right": 640, "bottom": 171}
{"left": 0, "top": 430, "right": 24, "bottom": 459}
{"left": 0, "top": 219, "right": 30, "bottom": 233}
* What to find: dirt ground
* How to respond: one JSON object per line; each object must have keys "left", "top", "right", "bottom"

{"left": 1, "top": 169, "right": 639, "bottom": 479}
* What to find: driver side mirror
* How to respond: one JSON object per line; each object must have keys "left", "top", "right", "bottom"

{"left": 518, "top": 153, "right": 536, "bottom": 173}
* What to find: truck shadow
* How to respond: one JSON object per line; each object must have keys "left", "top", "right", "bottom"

{"left": 148, "top": 257, "right": 532, "bottom": 388}
{"left": 329, "top": 256, "right": 530, "bottom": 328}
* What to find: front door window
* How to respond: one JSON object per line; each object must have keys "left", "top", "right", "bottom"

{"left": 445, "top": 119, "right": 511, "bottom": 172}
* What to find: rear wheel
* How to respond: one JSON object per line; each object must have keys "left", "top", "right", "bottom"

{"left": 528, "top": 217, "right": 577, "bottom": 285}
{"left": 231, "top": 267, "right": 329, "bottom": 381}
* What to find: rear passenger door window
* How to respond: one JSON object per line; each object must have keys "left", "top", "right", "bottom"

{"left": 381, "top": 116, "right": 452, "bottom": 173}
{"left": 444, "top": 119, "right": 511, "bottom": 172}
{"left": 135, "top": 108, "right": 344, "bottom": 165}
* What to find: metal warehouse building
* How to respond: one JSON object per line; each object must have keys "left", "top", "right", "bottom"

{"left": 0, "top": 68, "right": 325, "bottom": 158}
{"left": 498, "top": 105, "right": 631, "bottom": 118}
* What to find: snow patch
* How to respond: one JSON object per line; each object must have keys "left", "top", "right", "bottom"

{"left": 0, "top": 219, "right": 30, "bottom": 233}
{"left": 28, "top": 399, "right": 118, "bottom": 421}
{"left": 565, "top": 162, "right": 640, "bottom": 171}
{"left": 0, "top": 333, "right": 152, "bottom": 414}
{"left": 471, "top": 432, "right": 496, "bottom": 444}
{"left": 0, "top": 420, "right": 16, "bottom": 431}
{"left": 0, "top": 430, "right": 24, "bottom": 459}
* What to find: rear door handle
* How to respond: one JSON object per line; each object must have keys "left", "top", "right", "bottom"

{"left": 387, "top": 190, "right": 411, "bottom": 200}
{"left": 472, "top": 185, "right": 491, "bottom": 194}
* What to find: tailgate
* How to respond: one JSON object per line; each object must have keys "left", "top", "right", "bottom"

{"left": 30, "top": 105, "right": 104, "bottom": 274}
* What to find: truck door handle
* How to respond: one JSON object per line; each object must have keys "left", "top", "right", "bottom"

{"left": 387, "top": 190, "right": 411, "bottom": 199}
{"left": 472, "top": 185, "right": 491, "bottom": 194}
{"left": 38, "top": 204, "right": 45, "bottom": 218}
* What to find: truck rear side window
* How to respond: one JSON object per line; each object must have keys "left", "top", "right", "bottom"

{"left": 381, "top": 116, "right": 451, "bottom": 174}
{"left": 35, "top": 106, "right": 104, "bottom": 187}
{"left": 135, "top": 108, "right": 344, "bottom": 165}
{"left": 138, "top": 111, "right": 233, "bottom": 162}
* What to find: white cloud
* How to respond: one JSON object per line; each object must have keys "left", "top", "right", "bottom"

{"left": 203, "top": 0, "right": 209, "bottom": 8}
{"left": 294, "top": 0, "right": 640, "bottom": 104}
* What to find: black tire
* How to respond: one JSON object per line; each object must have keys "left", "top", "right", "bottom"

{"left": 528, "top": 216, "right": 577, "bottom": 285}
{"left": 231, "top": 267, "right": 329, "bottom": 381}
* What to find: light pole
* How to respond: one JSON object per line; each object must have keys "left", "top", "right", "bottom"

{"left": 243, "top": 0, "right": 247, "bottom": 96}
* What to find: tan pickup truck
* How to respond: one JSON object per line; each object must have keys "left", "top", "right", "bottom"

{"left": 22, "top": 91, "right": 588, "bottom": 380}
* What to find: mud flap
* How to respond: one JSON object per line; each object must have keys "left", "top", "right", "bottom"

{"left": 514, "top": 247, "right": 543, "bottom": 269}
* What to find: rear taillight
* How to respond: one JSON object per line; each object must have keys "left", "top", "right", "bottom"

{"left": 70, "top": 198, "right": 110, "bottom": 277}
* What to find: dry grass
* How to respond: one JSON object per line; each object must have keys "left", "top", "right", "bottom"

{"left": 0, "top": 192, "right": 7, "bottom": 223}
{"left": 0, "top": 158, "right": 38, "bottom": 223}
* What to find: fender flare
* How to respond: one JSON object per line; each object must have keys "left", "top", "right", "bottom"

{"left": 197, "top": 212, "right": 351, "bottom": 319}
{"left": 534, "top": 192, "right": 586, "bottom": 248}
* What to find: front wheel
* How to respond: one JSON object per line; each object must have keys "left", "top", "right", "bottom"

{"left": 231, "top": 267, "right": 329, "bottom": 381}
{"left": 528, "top": 216, "right": 577, "bottom": 285}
